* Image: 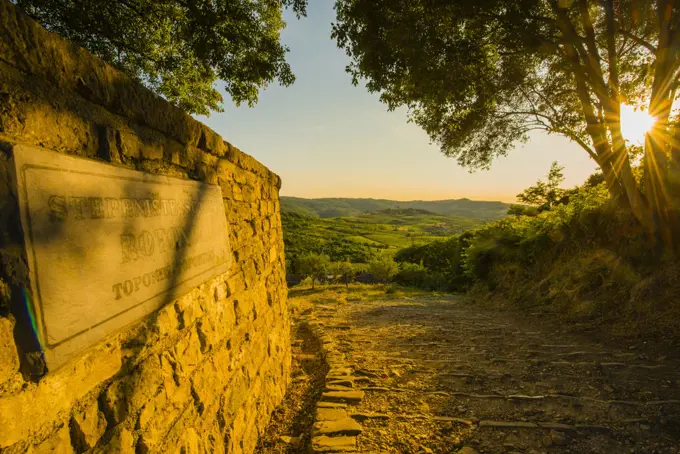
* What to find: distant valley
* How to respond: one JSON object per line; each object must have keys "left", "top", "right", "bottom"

{"left": 280, "top": 197, "right": 510, "bottom": 264}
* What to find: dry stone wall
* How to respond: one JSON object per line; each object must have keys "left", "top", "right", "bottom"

{"left": 0, "top": 1, "right": 290, "bottom": 452}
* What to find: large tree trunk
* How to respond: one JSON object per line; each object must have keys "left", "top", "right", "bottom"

{"left": 642, "top": 0, "right": 680, "bottom": 247}
{"left": 609, "top": 130, "right": 656, "bottom": 229}
{"left": 596, "top": 147, "right": 628, "bottom": 208}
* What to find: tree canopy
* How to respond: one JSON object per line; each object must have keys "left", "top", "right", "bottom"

{"left": 296, "top": 252, "right": 330, "bottom": 289}
{"left": 333, "top": 0, "right": 680, "bottom": 243}
{"left": 517, "top": 161, "right": 566, "bottom": 208}
{"left": 17, "top": 0, "right": 307, "bottom": 115}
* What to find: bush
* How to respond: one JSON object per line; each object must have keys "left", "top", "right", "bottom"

{"left": 394, "top": 262, "right": 429, "bottom": 288}
{"left": 368, "top": 254, "right": 399, "bottom": 283}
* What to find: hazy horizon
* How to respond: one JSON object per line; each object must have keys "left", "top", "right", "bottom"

{"left": 280, "top": 195, "right": 511, "bottom": 203}
{"left": 196, "top": 1, "right": 599, "bottom": 204}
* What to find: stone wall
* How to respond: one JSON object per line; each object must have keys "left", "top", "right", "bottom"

{"left": 0, "top": 1, "right": 290, "bottom": 452}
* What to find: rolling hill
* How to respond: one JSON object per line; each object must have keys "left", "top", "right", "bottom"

{"left": 281, "top": 204, "right": 508, "bottom": 265}
{"left": 280, "top": 196, "right": 510, "bottom": 220}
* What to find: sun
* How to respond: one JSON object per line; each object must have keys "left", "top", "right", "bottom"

{"left": 620, "top": 104, "right": 656, "bottom": 145}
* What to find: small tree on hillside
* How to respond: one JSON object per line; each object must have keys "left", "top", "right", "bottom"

{"left": 368, "top": 254, "right": 399, "bottom": 283}
{"left": 516, "top": 162, "right": 566, "bottom": 211}
{"left": 333, "top": 261, "right": 357, "bottom": 288}
{"left": 296, "top": 253, "right": 330, "bottom": 289}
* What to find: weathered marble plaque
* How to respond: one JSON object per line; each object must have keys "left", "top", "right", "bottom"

{"left": 11, "top": 144, "right": 232, "bottom": 370}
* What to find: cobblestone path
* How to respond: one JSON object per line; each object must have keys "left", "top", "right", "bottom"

{"left": 310, "top": 294, "right": 680, "bottom": 453}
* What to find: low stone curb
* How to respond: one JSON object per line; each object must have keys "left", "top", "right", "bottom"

{"left": 306, "top": 314, "right": 364, "bottom": 453}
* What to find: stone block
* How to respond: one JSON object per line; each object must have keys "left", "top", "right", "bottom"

{"left": 153, "top": 304, "right": 179, "bottom": 338}
{"left": 118, "top": 129, "right": 141, "bottom": 158}
{"left": 320, "top": 390, "right": 365, "bottom": 404}
{"left": 0, "top": 316, "right": 19, "bottom": 385}
{"left": 140, "top": 140, "right": 163, "bottom": 160}
{"left": 0, "top": 342, "right": 121, "bottom": 447}
{"left": 311, "top": 435, "right": 357, "bottom": 453}
{"left": 71, "top": 400, "right": 107, "bottom": 451}
{"left": 316, "top": 407, "right": 348, "bottom": 421}
{"left": 173, "top": 329, "right": 203, "bottom": 377}
{"left": 100, "top": 353, "right": 162, "bottom": 425}
{"left": 176, "top": 427, "right": 201, "bottom": 454}
{"left": 93, "top": 426, "right": 135, "bottom": 454}
{"left": 313, "top": 418, "right": 362, "bottom": 436}
{"left": 30, "top": 424, "right": 74, "bottom": 454}
{"left": 175, "top": 292, "right": 205, "bottom": 328}
{"left": 137, "top": 389, "right": 183, "bottom": 451}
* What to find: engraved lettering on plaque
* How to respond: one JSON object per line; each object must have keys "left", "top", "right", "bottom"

{"left": 11, "top": 145, "right": 232, "bottom": 369}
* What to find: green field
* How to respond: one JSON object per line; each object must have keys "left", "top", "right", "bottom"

{"left": 281, "top": 207, "right": 502, "bottom": 264}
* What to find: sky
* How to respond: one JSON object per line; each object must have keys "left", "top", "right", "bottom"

{"left": 196, "top": 1, "right": 599, "bottom": 203}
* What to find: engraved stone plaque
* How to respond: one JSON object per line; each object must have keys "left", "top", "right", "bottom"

{"left": 11, "top": 144, "right": 232, "bottom": 370}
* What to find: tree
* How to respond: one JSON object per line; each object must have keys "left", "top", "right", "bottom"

{"left": 333, "top": 0, "right": 680, "bottom": 244}
{"left": 334, "top": 261, "right": 357, "bottom": 288}
{"left": 517, "top": 161, "right": 566, "bottom": 209}
{"left": 296, "top": 253, "right": 330, "bottom": 289}
{"left": 368, "top": 254, "right": 398, "bottom": 283}
{"left": 17, "top": 0, "right": 308, "bottom": 115}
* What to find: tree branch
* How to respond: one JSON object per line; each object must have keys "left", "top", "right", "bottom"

{"left": 603, "top": 0, "right": 620, "bottom": 103}
{"left": 549, "top": 0, "right": 613, "bottom": 106}
{"left": 577, "top": 0, "right": 605, "bottom": 80}
{"left": 617, "top": 28, "right": 658, "bottom": 53}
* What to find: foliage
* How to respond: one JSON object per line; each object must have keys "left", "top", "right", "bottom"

{"left": 394, "top": 262, "right": 430, "bottom": 289}
{"left": 17, "top": 0, "right": 308, "bottom": 115}
{"left": 329, "top": 261, "right": 357, "bottom": 288}
{"left": 395, "top": 176, "right": 613, "bottom": 290}
{"left": 281, "top": 209, "right": 489, "bottom": 265}
{"left": 295, "top": 252, "right": 329, "bottom": 289}
{"left": 368, "top": 254, "right": 399, "bottom": 283}
{"left": 395, "top": 234, "right": 470, "bottom": 291}
{"left": 516, "top": 162, "right": 566, "bottom": 210}
{"left": 332, "top": 0, "right": 680, "bottom": 241}
{"left": 507, "top": 204, "right": 539, "bottom": 217}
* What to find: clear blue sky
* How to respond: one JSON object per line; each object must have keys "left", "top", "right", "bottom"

{"left": 196, "top": 1, "right": 598, "bottom": 203}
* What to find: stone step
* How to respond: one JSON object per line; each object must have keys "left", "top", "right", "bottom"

{"left": 313, "top": 418, "right": 363, "bottom": 437}
{"left": 321, "top": 390, "right": 365, "bottom": 404}
{"left": 316, "top": 407, "right": 348, "bottom": 421}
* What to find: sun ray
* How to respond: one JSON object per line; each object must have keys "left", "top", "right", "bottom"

{"left": 620, "top": 104, "right": 656, "bottom": 145}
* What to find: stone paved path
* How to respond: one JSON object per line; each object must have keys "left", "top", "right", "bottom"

{"left": 310, "top": 294, "right": 680, "bottom": 453}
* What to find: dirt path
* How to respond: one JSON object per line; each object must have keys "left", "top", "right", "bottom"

{"left": 310, "top": 293, "right": 680, "bottom": 453}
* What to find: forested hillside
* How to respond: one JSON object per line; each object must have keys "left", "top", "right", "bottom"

{"left": 280, "top": 196, "right": 509, "bottom": 219}
{"left": 281, "top": 208, "right": 491, "bottom": 266}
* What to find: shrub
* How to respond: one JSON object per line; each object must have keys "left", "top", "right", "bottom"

{"left": 395, "top": 262, "right": 429, "bottom": 288}
{"left": 368, "top": 254, "right": 399, "bottom": 283}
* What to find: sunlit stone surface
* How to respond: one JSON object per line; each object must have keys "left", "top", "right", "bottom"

{"left": 13, "top": 144, "right": 231, "bottom": 369}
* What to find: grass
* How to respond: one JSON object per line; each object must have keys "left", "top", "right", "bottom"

{"left": 288, "top": 283, "right": 436, "bottom": 315}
